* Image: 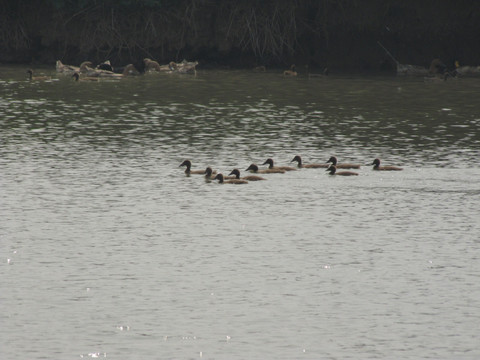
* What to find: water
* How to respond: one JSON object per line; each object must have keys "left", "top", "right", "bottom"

{"left": 1, "top": 66, "right": 480, "bottom": 359}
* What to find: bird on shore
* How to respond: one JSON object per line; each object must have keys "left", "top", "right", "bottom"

{"left": 229, "top": 169, "right": 266, "bottom": 181}
{"left": 283, "top": 64, "right": 297, "bottom": 76}
{"left": 371, "top": 158, "right": 403, "bottom": 171}
{"left": 326, "top": 165, "right": 358, "bottom": 176}
{"left": 291, "top": 155, "right": 328, "bottom": 168}
{"left": 263, "top": 158, "right": 296, "bottom": 171}
{"left": 326, "top": 156, "right": 361, "bottom": 169}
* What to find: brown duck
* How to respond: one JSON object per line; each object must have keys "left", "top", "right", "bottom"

{"left": 214, "top": 173, "right": 248, "bottom": 184}
{"left": 326, "top": 165, "right": 359, "bottom": 176}
{"left": 291, "top": 155, "right": 328, "bottom": 168}
{"left": 372, "top": 158, "right": 403, "bottom": 171}
{"left": 180, "top": 160, "right": 207, "bottom": 175}
{"left": 229, "top": 169, "right": 266, "bottom": 181}
{"left": 326, "top": 156, "right": 361, "bottom": 169}
{"left": 245, "top": 163, "right": 285, "bottom": 174}
{"left": 263, "top": 158, "right": 296, "bottom": 171}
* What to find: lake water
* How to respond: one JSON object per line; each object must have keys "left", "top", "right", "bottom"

{"left": 1, "top": 65, "right": 480, "bottom": 359}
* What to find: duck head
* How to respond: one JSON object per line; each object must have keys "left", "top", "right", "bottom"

{"left": 326, "top": 164, "right": 337, "bottom": 174}
{"left": 179, "top": 160, "right": 192, "bottom": 169}
{"left": 262, "top": 158, "right": 274, "bottom": 168}
{"left": 246, "top": 164, "right": 259, "bottom": 172}
{"left": 291, "top": 155, "right": 302, "bottom": 164}
{"left": 326, "top": 156, "right": 338, "bottom": 165}
{"left": 229, "top": 169, "right": 241, "bottom": 179}
{"left": 213, "top": 173, "right": 224, "bottom": 182}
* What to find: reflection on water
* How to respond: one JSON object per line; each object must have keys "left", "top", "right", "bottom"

{"left": 1, "top": 66, "right": 480, "bottom": 359}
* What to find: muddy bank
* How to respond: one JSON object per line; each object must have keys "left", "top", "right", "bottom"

{"left": 1, "top": 0, "right": 479, "bottom": 72}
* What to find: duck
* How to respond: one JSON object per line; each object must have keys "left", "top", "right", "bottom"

{"left": 371, "top": 158, "right": 403, "bottom": 171}
{"left": 453, "top": 60, "right": 480, "bottom": 76}
{"left": 326, "top": 156, "right": 361, "bottom": 169}
{"left": 245, "top": 164, "right": 285, "bottom": 174}
{"left": 291, "top": 155, "right": 328, "bottom": 168}
{"left": 305, "top": 65, "right": 329, "bottom": 78}
{"left": 179, "top": 160, "right": 206, "bottom": 175}
{"left": 120, "top": 64, "right": 141, "bottom": 76}
{"left": 79, "top": 61, "right": 123, "bottom": 78}
{"left": 283, "top": 64, "right": 297, "bottom": 76}
{"left": 214, "top": 173, "right": 248, "bottom": 184}
{"left": 143, "top": 58, "right": 162, "bottom": 72}
{"left": 429, "top": 58, "right": 447, "bottom": 75}
{"left": 262, "top": 158, "right": 296, "bottom": 171}
{"left": 72, "top": 72, "right": 99, "bottom": 82}
{"left": 26, "top": 69, "right": 51, "bottom": 81}
{"left": 326, "top": 165, "right": 358, "bottom": 176}
{"left": 229, "top": 169, "right": 266, "bottom": 181}
{"left": 204, "top": 167, "right": 225, "bottom": 180}
{"left": 96, "top": 60, "right": 114, "bottom": 72}
{"left": 56, "top": 60, "right": 79, "bottom": 74}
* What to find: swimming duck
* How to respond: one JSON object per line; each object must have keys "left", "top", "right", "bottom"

{"left": 263, "top": 158, "right": 296, "bottom": 171}
{"left": 291, "top": 155, "right": 328, "bottom": 168}
{"left": 204, "top": 167, "right": 224, "bottom": 180}
{"left": 326, "top": 165, "right": 358, "bottom": 176}
{"left": 371, "top": 158, "right": 403, "bottom": 171}
{"left": 214, "top": 173, "right": 248, "bottom": 184}
{"left": 26, "top": 69, "right": 51, "bottom": 81}
{"left": 72, "top": 72, "right": 99, "bottom": 82}
{"left": 283, "top": 64, "right": 297, "bottom": 76}
{"left": 245, "top": 164, "right": 285, "bottom": 174}
{"left": 229, "top": 169, "right": 266, "bottom": 181}
{"left": 326, "top": 156, "right": 361, "bottom": 169}
{"left": 180, "top": 160, "right": 206, "bottom": 175}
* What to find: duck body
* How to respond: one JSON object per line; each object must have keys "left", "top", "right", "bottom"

{"left": 291, "top": 155, "right": 328, "bottom": 168}
{"left": 26, "top": 69, "right": 51, "bottom": 81}
{"left": 72, "top": 72, "right": 99, "bottom": 82}
{"left": 214, "top": 173, "right": 248, "bottom": 184}
{"left": 326, "top": 165, "right": 358, "bottom": 176}
{"left": 283, "top": 64, "right": 297, "bottom": 76}
{"left": 263, "top": 158, "right": 296, "bottom": 171}
{"left": 56, "top": 60, "right": 79, "bottom": 74}
{"left": 326, "top": 156, "right": 361, "bottom": 169}
{"left": 372, "top": 158, "right": 403, "bottom": 171}
{"left": 180, "top": 160, "right": 206, "bottom": 175}
{"left": 245, "top": 164, "right": 285, "bottom": 174}
{"left": 229, "top": 169, "right": 266, "bottom": 181}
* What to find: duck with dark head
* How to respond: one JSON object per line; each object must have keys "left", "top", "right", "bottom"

{"left": 229, "top": 169, "right": 266, "bottom": 181}
{"left": 180, "top": 159, "right": 206, "bottom": 175}
{"left": 326, "top": 156, "right": 361, "bottom": 169}
{"left": 291, "top": 155, "right": 328, "bottom": 168}
{"left": 214, "top": 173, "right": 248, "bottom": 184}
{"left": 326, "top": 165, "right": 358, "bottom": 176}
{"left": 263, "top": 158, "right": 296, "bottom": 171}
{"left": 245, "top": 164, "right": 285, "bottom": 174}
{"left": 371, "top": 158, "right": 403, "bottom": 171}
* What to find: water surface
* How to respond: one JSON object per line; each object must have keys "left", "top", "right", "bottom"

{"left": 1, "top": 66, "right": 480, "bottom": 359}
